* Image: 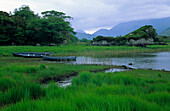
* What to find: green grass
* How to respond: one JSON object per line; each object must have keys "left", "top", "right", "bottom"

{"left": 0, "top": 45, "right": 170, "bottom": 110}
{"left": 0, "top": 44, "right": 170, "bottom": 58}
{"left": 0, "top": 62, "right": 112, "bottom": 108}
{"left": 0, "top": 61, "right": 110, "bottom": 89}
{"left": 1, "top": 70, "right": 169, "bottom": 111}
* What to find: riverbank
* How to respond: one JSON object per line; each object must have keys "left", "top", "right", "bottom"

{"left": 0, "top": 44, "right": 170, "bottom": 58}
{"left": 1, "top": 66, "right": 169, "bottom": 111}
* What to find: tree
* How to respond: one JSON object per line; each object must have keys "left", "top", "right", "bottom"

{"left": 0, "top": 11, "right": 15, "bottom": 45}
{"left": 41, "top": 10, "right": 72, "bottom": 20}
{"left": 40, "top": 10, "right": 76, "bottom": 44}
{"left": 0, "top": 6, "right": 76, "bottom": 45}
{"left": 12, "top": 5, "right": 36, "bottom": 45}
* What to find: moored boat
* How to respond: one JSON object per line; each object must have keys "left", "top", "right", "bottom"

{"left": 13, "top": 52, "right": 53, "bottom": 58}
{"left": 43, "top": 56, "right": 76, "bottom": 61}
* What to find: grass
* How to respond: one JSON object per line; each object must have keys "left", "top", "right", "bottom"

{"left": 0, "top": 44, "right": 170, "bottom": 58}
{"left": 0, "top": 45, "right": 170, "bottom": 110}
{"left": 1, "top": 70, "right": 169, "bottom": 111}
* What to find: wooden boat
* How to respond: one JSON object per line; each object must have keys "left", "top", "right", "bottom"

{"left": 13, "top": 52, "right": 53, "bottom": 58}
{"left": 43, "top": 56, "right": 76, "bottom": 61}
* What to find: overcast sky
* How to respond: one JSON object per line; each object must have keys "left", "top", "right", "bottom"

{"left": 1, "top": 0, "right": 170, "bottom": 34}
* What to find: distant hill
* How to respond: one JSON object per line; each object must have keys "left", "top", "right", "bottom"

{"left": 93, "top": 25, "right": 160, "bottom": 46}
{"left": 94, "top": 17, "right": 170, "bottom": 37}
{"left": 75, "top": 29, "right": 86, "bottom": 34}
{"left": 75, "top": 30, "right": 97, "bottom": 40}
{"left": 160, "top": 27, "right": 170, "bottom": 36}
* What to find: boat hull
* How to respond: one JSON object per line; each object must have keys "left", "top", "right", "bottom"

{"left": 13, "top": 52, "right": 53, "bottom": 58}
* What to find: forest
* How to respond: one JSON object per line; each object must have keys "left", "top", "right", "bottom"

{"left": 0, "top": 5, "right": 77, "bottom": 46}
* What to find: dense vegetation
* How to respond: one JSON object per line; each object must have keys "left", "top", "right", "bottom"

{"left": 159, "top": 36, "right": 170, "bottom": 43}
{"left": 0, "top": 5, "right": 77, "bottom": 46}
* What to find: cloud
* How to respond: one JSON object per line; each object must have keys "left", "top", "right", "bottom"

{"left": 0, "top": 0, "right": 170, "bottom": 33}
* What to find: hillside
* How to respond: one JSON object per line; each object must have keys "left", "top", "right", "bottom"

{"left": 94, "top": 17, "right": 170, "bottom": 37}
{"left": 75, "top": 32, "right": 97, "bottom": 40}
{"left": 93, "top": 25, "right": 160, "bottom": 46}
{"left": 160, "top": 27, "right": 170, "bottom": 36}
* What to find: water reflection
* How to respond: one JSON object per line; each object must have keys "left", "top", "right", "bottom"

{"left": 105, "top": 68, "right": 129, "bottom": 73}
{"left": 42, "top": 52, "right": 170, "bottom": 71}
{"left": 75, "top": 52, "right": 170, "bottom": 71}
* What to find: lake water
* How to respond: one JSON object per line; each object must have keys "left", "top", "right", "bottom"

{"left": 74, "top": 51, "right": 170, "bottom": 71}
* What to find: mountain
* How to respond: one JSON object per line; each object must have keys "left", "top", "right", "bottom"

{"left": 76, "top": 29, "right": 86, "bottom": 34}
{"left": 94, "top": 17, "right": 170, "bottom": 37}
{"left": 75, "top": 30, "right": 97, "bottom": 40}
{"left": 93, "top": 29, "right": 109, "bottom": 36}
{"left": 160, "top": 27, "right": 170, "bottom": 36}
{"left": 93, "top": 25, "right": 159, "bottom": 46}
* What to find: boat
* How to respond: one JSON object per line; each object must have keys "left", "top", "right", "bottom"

{"left": 43, "top": 56, "right": 76, "bottom": 61}
{"left": 13, "top": 52, "right": 53, "bottom": 58}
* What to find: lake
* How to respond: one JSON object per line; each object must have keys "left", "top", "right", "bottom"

{"left": 75, "top": 51, "right": 170, "bottom": 71}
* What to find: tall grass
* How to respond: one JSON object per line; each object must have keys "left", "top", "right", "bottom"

{"left": 0, "top": 83, "right": 45, "bottom": 106}
{"left": 0, "top": 62, "right": 110, "bottom": 108}
{"left": 0, "top": 48, "right": 170, "bottom": 111}
{"left": 0, "top": 44, "right": 170, "bottom": 58}
{"left": 2, "top": 70, "right": 169, "bottom": 111}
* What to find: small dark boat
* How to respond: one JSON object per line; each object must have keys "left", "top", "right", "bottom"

{"left": 13, "top": 52, "right": 53, "bottom": 58}
{"left": 43, "top": 56, "right": 76, "bottom": 61}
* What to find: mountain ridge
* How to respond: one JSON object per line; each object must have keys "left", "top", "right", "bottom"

{"left": 93, "top": 17, "right": 170, "bottom": 37}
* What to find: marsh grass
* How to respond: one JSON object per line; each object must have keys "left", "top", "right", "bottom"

{"left": 0, "top": 45, "right": 170, "bottom": 111}
{"left": 0, "top": 44, "right": 170, "bottom": 58}
{"left": 0, "top": 83, "right": 45, "bottom": 107}
{"left": 1, "top": 70, "right": 169, "bottom": 111}
{"left": 0, "top": 62, "right": 110, "bottom": 108}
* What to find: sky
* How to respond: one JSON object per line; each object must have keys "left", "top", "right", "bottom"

{"left": 0, "top": 0, "right": 170, "bottom": 34}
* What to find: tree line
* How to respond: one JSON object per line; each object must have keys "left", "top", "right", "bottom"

{"left": 0, "top": 5, "right": 78, "bottom": 46}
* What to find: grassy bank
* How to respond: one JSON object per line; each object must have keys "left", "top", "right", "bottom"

{"left": 0, "top": 61, "right": 110, "bottom": 90}
{"left": 0, "top": 45, "right": 170, "bottom": 110}
{"left": 0, "top": 60, "right": 115, "bottom": 108}
{"left": 1, "top": 69, "right": 169, "bottom": 111}
{"left": 0, "top": 44, "right": 170, "bottom": 58}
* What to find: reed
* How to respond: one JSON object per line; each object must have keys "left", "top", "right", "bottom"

{"left": 1, "top": 70, "right": 169, "bottom": 111}
{"left": 0, "top": 44, "right": 170, "bottom": 58}
{"left": 0, "top": 83, "right": 45, "bottom": 106}
{"left": 0, "top": 45, "right": 170, "bottom": 110}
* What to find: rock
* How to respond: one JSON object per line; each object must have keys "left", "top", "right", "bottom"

{"left": 128, "top": 63, "right": 133, "bottom": 65}
{"left": 36, "top": 43, "right": 40, "bottom": 46}
{"left": 122, "top": 65, "right": 128, "bottom": 69}
{"left": 128, "top": 38, "right": 154, "bottom": 46}
{"left": 148, "top": 68, "right": 153, "bottom": 70}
